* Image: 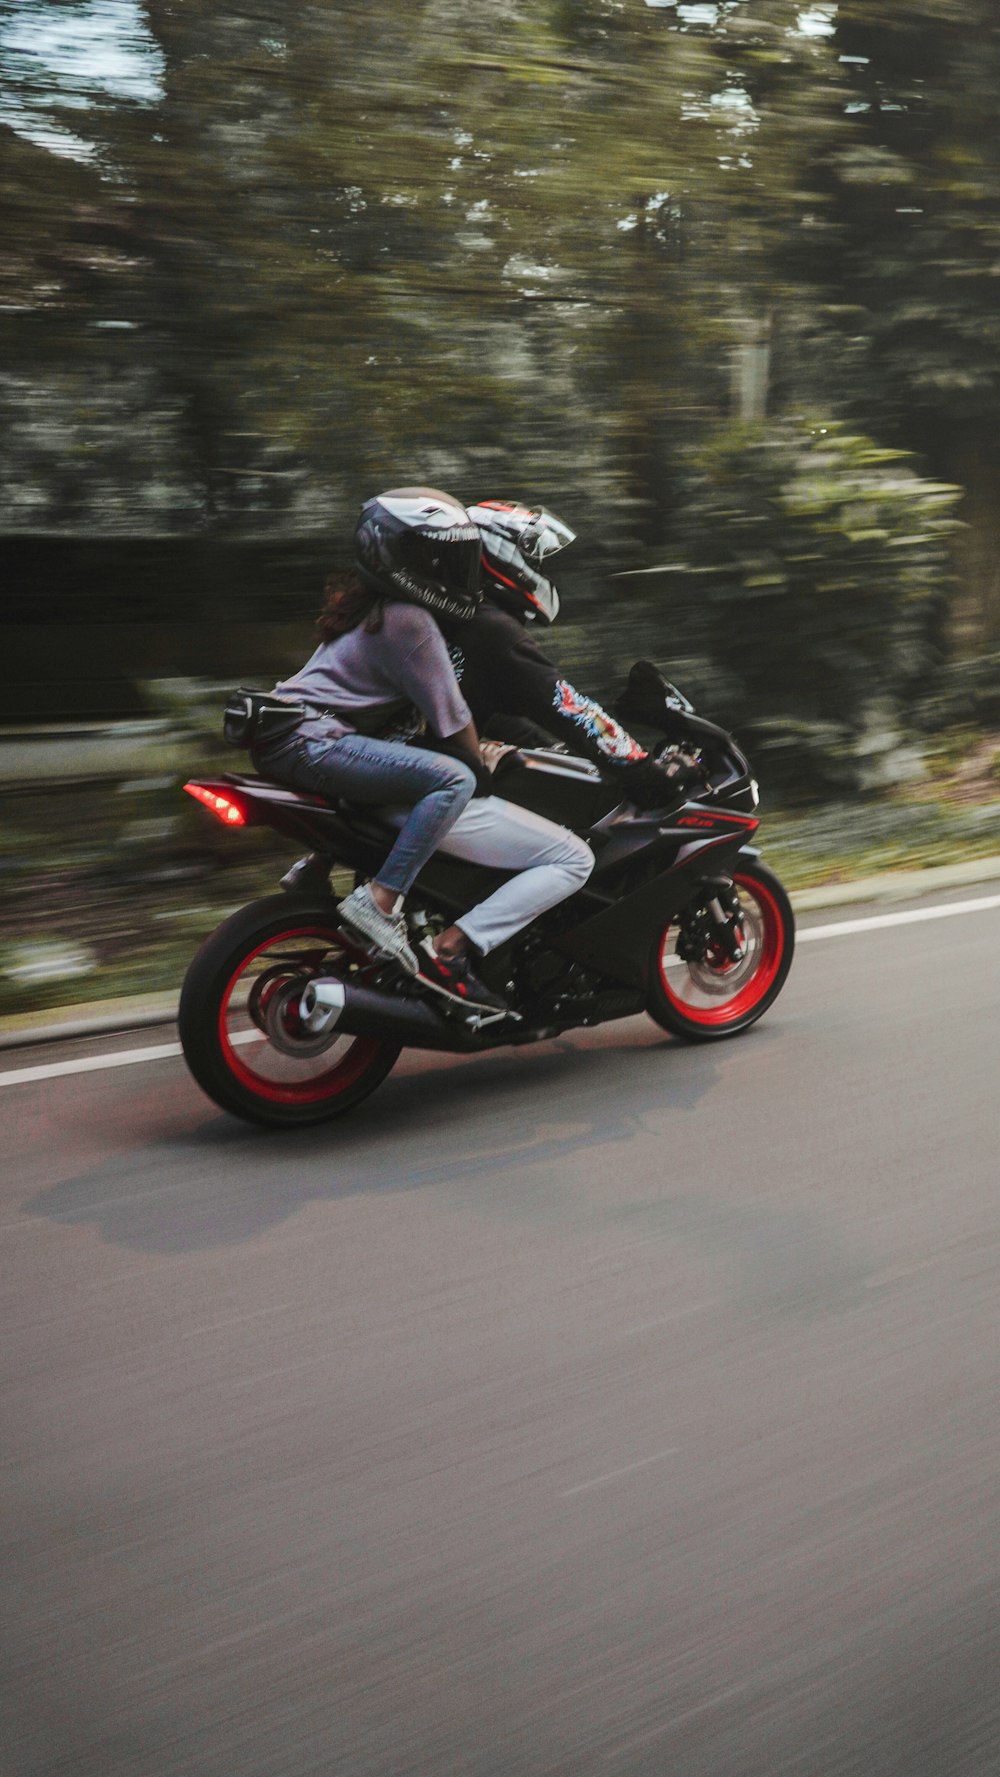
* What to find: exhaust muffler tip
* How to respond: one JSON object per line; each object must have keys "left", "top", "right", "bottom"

{"left": 299, "top": 979, "right": 346, "bottom": 1034}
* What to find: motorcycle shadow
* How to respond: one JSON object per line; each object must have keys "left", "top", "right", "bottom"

{"left": 23, "top": 1019, "right": 737, "bottom": 1257}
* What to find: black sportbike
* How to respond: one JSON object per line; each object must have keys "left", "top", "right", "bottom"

{"left": 178, "top": 661, "right": 794, "bottom": 1127}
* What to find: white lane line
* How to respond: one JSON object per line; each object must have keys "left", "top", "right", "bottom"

{"left": 0, "top": 1027, "right": 261, "bottom": 1089}
{"left": 798, "top": 892, "right": 1000, "bottom": 943}
{"left": 180, "top": 1301, "right": 295, "bottom": 1339}
{"left": 4, "top": 894, "right": 1000, "bottom": 1089}
{"left": 561, "top": 1448, "right": 678, "bottom": 1497}
{"left": 0, "top": 1040, "right": 184, "bottom": 1087}
{"left": 611, "top": 1302, "right": 718, "bottom": 1340}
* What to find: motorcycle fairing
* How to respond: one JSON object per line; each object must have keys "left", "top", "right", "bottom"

{"left": 551, "top": 825, "right": 756, "bottom": 988}
{"left": 405, "top": 792, "right": 761, "bottom": 992}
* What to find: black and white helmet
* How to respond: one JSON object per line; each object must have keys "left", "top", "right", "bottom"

{"left": 467, "top": 500, "right": 576, "bottom": 625}
{"left": 355, "top": 487, "right": 483, "bottom": 620}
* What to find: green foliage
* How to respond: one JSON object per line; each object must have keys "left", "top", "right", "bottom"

{"left": 826, "top": 1, "right": 1000, "bottom": 427}
{"left": 651, "top": 420, "right": 961, "bottom": 783}
{"left": 0, "top": 0, "right": 844, "bottom": 537}
{"left": 913, "top": 651, "right": 1000, "bottom": 732}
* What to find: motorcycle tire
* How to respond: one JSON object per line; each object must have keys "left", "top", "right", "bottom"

{"left": 179, "top": 894, "right": 401, "bottom": 1128}
{"left": 646, "top": 859, "right": 794, "bottom": 1042}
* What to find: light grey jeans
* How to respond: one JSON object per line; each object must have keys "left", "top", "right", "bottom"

{"left": 385, "top": 794, "right": 594, "bottom": 953}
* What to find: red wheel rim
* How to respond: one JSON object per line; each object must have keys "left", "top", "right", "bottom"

{"left": 658, "top": 873, "right": 784, "bottom": 1028}
{"left": 218, "top": 925, "right": 383, "bottom": 1106}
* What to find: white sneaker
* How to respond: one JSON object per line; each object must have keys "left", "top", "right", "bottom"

{"left": 338, "top": 883, "right": 419, "bottom": 975}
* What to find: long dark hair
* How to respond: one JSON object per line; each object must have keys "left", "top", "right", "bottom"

{"left": 316, "top": 571, "right": 384, "bottom": 642}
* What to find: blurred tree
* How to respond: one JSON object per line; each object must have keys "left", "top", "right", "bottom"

{"left": 658, "top": 419, "right": 962, "bottom": 787}
{"left": 807, "top": 0, "right": 1000, "bottom": 641}
{"left": 0, "top": 0, "right": 201, "bottom": 529}
{"left": 131, "top": 0, "right": 729, "bottom": 536}
{"left": 1, "top": 0, "right": 845, "bottom": 535}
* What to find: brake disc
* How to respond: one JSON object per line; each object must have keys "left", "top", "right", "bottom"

{"left": 247, "top": 963, "right": 298, "bottom": 1033}
{"left": 683, "top": 908, "right": 760, "bottom": 997}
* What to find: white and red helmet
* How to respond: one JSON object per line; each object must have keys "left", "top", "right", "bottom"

{"left": 467, "top": 500, "right": 576, "bottom": 625}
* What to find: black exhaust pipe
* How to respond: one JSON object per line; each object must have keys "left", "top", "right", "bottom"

{"left": 299, "top": 978, "right": 489, "bottom": 1053}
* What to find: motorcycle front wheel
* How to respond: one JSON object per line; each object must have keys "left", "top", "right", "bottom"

{"left": 646, "top": 860, "right": 794, "bottom": 1042}
{"left": 178, "top": 894, "right": 401, "bottom": 1127}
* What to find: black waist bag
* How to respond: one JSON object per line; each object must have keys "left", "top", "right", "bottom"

{"left": 223, "top": 689, "right": 305, "bottom": 750}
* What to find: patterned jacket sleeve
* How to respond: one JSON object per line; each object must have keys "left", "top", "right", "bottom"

{"left": 489, "top": 625, "right": 648, "bottom": 767}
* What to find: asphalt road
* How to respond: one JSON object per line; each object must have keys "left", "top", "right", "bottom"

{"left": 3, "top": 891, "right": 1000, "bottom": 1776}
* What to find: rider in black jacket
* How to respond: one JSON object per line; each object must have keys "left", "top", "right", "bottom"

{"left": 440, "top": 501, "right": 704, "bottom": 809}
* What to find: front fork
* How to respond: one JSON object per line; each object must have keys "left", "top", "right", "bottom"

{"left": 706, "top": 890, "right": 746, "bottom": 962}
{"left": 676, "top": 876, "right": 746, "bottom": 967}
{"left": 711, "top": 844, "right": 762, "bottom": 963}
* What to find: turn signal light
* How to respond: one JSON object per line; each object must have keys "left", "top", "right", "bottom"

{"left": 183, "top": 783, "right": 247, "bottom": 826}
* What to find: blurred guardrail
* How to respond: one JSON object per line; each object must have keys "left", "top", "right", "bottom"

{"left": 0, "top": 720, "right": 190, "bottom": 791}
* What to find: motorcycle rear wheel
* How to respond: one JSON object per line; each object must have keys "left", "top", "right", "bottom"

{"left": 646, "top": 860, "right": 794, "bottom": 1041}
{"left": 179, "top": 894, "right": 401, "bottom": 1127}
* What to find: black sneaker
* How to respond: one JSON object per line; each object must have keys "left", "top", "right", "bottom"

{"left": 417, "top": 939, "right": 512, "bottom": 1016}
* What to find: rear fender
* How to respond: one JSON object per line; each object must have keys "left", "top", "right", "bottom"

{"left": 184, "top": 774, "right": 520, "bottom": 914}
{"left": 183, "top": 775, "right": 388, "bottom": 877}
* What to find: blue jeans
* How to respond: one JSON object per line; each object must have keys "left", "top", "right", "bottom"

{"left": 252, "top": 726, "right": 477, "bottom": 896}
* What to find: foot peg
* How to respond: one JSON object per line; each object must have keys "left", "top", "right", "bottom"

{"left": 280, "top": 854, "right": 331, "bottom": 894}
{"left": 468, "top": 1007, "right": 521, "bottom": 1030}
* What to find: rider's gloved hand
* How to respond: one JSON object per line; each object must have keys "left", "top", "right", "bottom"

{"left": 613, "top": 753, "right": 706, "bottom": 810}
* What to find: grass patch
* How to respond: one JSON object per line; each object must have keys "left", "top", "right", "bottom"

{"left": 760, "top": 799, "right": 1000, "bottom": 890}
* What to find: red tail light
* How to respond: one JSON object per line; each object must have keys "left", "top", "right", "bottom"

{"left": 184, "top": 783, "right": 247, "bottom": 826}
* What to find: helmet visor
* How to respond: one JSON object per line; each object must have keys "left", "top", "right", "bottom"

{"left": 400, "top": 524, "right": 482, "bottom": 613}
{"left": 519, "top": 509, "right": 576, "bottom": 565}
